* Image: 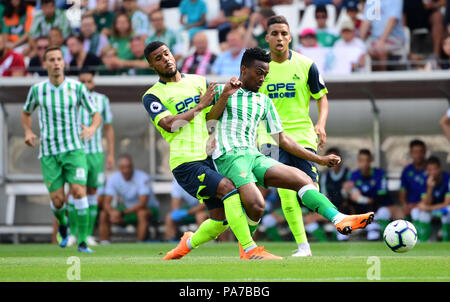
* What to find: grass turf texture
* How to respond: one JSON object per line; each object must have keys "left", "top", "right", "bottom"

{"left": 0, "top": 242, "right": 449, "bottom": 282}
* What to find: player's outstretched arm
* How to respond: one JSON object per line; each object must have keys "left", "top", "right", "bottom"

{"left": 206, "top": 77, "right": 241, "bottom": 122}
{"left": 21, "top": 111, "right": 38, "bottom": 147}
{"left": 273, "top": 132, "right": 341, "bottom": 167}
{"left": 157, "top": 82, "right": 218, "bottom": 133}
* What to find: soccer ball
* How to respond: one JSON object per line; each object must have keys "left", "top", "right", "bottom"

{"left": 383, "top": 220, "right": 417, "bottom": 253}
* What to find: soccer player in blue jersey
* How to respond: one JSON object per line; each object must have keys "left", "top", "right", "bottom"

{"left": 399, "top": 140, "right": 427, "bottom": 218}
{"left": 414, "top": 156, "right": 450, "bottom": 241}
{"left": 343, "top": 149, "right": 402, "bottom": 240}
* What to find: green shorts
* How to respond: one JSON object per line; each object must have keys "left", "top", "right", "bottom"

{"left": 213, "top": 147, "right": 280, "bottom": 189}
{"left": 86, "top": 152, "right": 105, "bottom": 188}
{"left": 40, "top": 149, "right": 88, "bottom": 193}
{"left": 116, "top": 205, "right": 160, "bottom": 225}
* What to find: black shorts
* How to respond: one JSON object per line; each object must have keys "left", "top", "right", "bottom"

{"left": 172, "top": 157, "right": 224, "bottom": 211}
{"left": 261, "top": 144, "right": 320, "bottom": 183}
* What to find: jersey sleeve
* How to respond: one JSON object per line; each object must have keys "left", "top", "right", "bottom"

{"left": 376, "top": 171, "right": 388, "bottom": 195}
{"left": 104, "top": 174, "right": 118, "bottom": 196}
{"left": 102, "top": 95, "right": 113, "bottom": 124}
{"left": 142, "top": 93, "right": 171, "bottom": 126}
{"left": 23, "top": 85, "right": 39, "bottom": 113}
{"left": 137, "top": 173, "right": 151, "bottom": 196}
{"left": 349, "top": 171, "right": 359, "bottom": 182}
{"left": 263, "top": 96, "right": 284, "bottom": 135}
{"left": 79, "top": 83, "right": 97, "bottom": 114}
{"left": 307, "top": 63, "right": 328, "bottom": 100}
{"left": 399, "top": 168, "right": 408, "bottom": 191}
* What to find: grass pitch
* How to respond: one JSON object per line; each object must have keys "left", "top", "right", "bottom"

{"left": 0, "top": 241, "right": 449, "bottom": 282}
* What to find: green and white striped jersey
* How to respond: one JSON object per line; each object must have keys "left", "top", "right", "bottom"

{"left": 23, "top": 78, "right": 97, "bottom": 158}
{"left": 78, "top": 91, "right": 113, "bottom": 154}
{"left": 211, "top": 85, "right": 284, "bottom": 159}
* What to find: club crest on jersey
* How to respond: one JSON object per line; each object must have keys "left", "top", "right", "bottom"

{"left": 150, "top": 101, "right": 162, "bottom": 113}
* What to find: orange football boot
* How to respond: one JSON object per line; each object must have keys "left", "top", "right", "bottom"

{"left": 240, "top": 246, "right": 283, "bottom": 260}
{"left": 163, "top": 231, "right": 193, "bottom": 260}
{"left": 238, "top": 242, "right": 245, "bottom": 258}
{"left": 335, "top": 212, "right": 375, "bottom": 235}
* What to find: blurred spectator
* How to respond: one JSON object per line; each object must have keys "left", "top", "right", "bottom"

{"left": 399, "top": 140, "right": 427, "bottom": 218}
{"left": 48, "top": 26, "right": 70, "bottom": 64}
{"left": 304, "top": 0, "right": 344, "bottom": 7}
{"left": 425, "top": 33, "right": 450, "bottom": 70}
{"left": 99, "top": 155, "right": 159, "bottom": 243}
{"left": 243, "top": 7, "right": 275, "bottom": 50}
{"left": 360, "top": 0, "right": 405, "bottom": 71}
{"left": 28, "top": 35, "right": 48, "bottom": 76}
{"left": 164, "top": 179, "right": 207, "bottom": 241}
{"left": 315, "top": 4, "right": 339, "bottom": 47}
{"left": 343, "top": 149, "right": 403, "bottom": 241}
{"left": 66, "top": 34, "right": 102, "bottom": 75}
{"left": 211, "top": 29, "right": 245, "bottom": 76}
{"left": 0, "top": 30, "right": 26, "bottom": 76}
{"left": 208, "top": 0, "right": 253, "bottom": 44}
{"left": 296, "top": 28, "right": 328, "bottom": 74}
{"left": 137, "top": 0, "right": 160, "bottom": 14}
{"left": 98, "top": 44, "right": 123, "bottom": 75}
{"left": 181, "top": 31, "right": 217, "bottom": 75}
{"left": 29, "top": 0, "right": 71, "bottom": 40}
{"left": 179, "top": 0, "right": 207, "bottom": 41}
{"left": 91, "top": 0, "right": 116, "bottom": 37}
{"left": 319, "top": 147, "right": 352, "bottom": 241}
{"left": 344, "top": 0, "right": 362, "bottom": 37}
{"left": 109, "top": 13, "right": 134, "bottom": 60}
{"left": 122, "top": 0, "right": 151, "bottom": 41}
{"left": 414, "top": 156, "right": 450, "bottom": 242}
{"left": 146, "top": 9, "right": 183, "bottom": 61}
{"left": 80, "top": 14, "right": 109, "bottom": 58}
{"left": 327, "top": 20, "right": 366, "bottom": 74}
{"left": 159, "top": 0, "right": 182, "bottom": 8}
{"left": 403, "top": 0, "right": 445, "bottom": 58}
{"left": 121, "top": 36, "right": 154, "bottom": 75}
{"left": 446, "top": 0, "right": 450, "bottom": 34}
{"left": 440, "top": 107, "right": 450, "bottom": 142}
{"left": 258, "top": 0, "right": 293, "bottom": 7}
{"left": 87, "top": 0, "right": 118, "bottom": 11}
{"left": 1, "top": 0, "right": 34, "bottom": 52}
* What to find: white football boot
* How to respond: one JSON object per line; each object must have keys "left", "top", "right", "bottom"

{"left": 291, "top": 242, "right": 312, "bottom": 257}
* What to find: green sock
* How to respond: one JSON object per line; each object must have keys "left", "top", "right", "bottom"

{"left": 74, "top": 197, "right": 89, "bottom": 245}
{"left": 87, "top": 195, "right": 98, "bottom": 237}
{"left": 377, "top": 219, "right": 390, "bottom": 235}
{"left": 278, "top": 188, "right": 308, "bottom": 244}
{"left": 50, "top": 201, "right": 68, "bottom": 226}
{"left": 265, "top": 226, "right": 282, "bottom": 241}
{"left": 67, "top": 196, "right": 77, "bottom": 236}
{"left": 442, "top": 223, "right": 450, "bottom": 242}
{"left": 190, "top": 218, "right": 229, "bottom": 248}
{"left": 300, "top": 187, "right": 339, "bottom": 222}
{"left": 223, "top": 192, "right": 256, "bottom": 250}
{"left": 421, "top": 222, "right": 431, "bottom": 242}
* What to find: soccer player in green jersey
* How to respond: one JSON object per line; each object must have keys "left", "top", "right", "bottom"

{"left": 66, "top": 69, "right": 115, "bottom": 247}
{"left": 142, "top": 41, "right": 281, "bottom": 260}
{"left": 21, "top": 46, "right": 101, "bottom": 253}
{"left": 208, "top": 48, "right": 375, "bottom": 259}
{"left": 257, "top": 16, "right": 331, "bottom": 256}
